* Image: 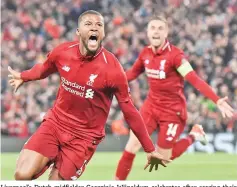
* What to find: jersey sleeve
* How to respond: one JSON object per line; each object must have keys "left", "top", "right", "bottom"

{"left": 110, "top": 58, "right": 131, "bottom": 103}
{"left": 21, "top": 47, "right": 58, "bottom": 82}
{"left": 125, "top": 52, "right": 145, "bottom": 82}
{"left": 172, "top": 51, "right": 186, "bottom": 69}
{"left": 173, "top": 51, "right": 194, "bottom": 77}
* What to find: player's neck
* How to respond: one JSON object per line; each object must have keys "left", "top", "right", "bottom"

{"left": 79, "top": 43, "right": 91, "bottom": 56}
{"left": 151, "top": 40, "right": 166, "bottom": 54}
{"left": 78, "top": 42, "right": 101, "bottom": 58}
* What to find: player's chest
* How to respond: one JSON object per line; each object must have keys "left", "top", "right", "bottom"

{"left": 57, "top": 57, "right": 107, "bottom": 91}
{"left": 142, "top": 54, "right": 173, "bottom": 79}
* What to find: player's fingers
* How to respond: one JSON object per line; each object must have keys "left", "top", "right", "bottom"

{"left": 226, "top": 111, "right": 233, "bottom": 118}
{"left": 160, "top": 161, "right": 167, "bottom": 167}
{"left": 149, "top": 164, "right": 154, "bottom": 172}
{"left": 155, "top": 164, "right": 158, "bottom": 171}
{"left": 227, "top": 113, "right": 233, "bottom": 118}
{"left": 224, "top": 103, "right": 234, "bottom": 112}
{"left": 8, "top": 74, "right": 14, "bottom": 79}
{"left": 163, "top": 159, "right": 172, "bottom": 163}
{"left": 219, "top": 107, "right": 226, "bottom": 118}
{"left": 15, "top": 87, "right": 19, "bottom": 93}
{"left": 222, "top": 96, "right": 228, "bottom": 101}
{"left": 8, "top": 66, "right": 16, "bottom": 75}
{"left": 144, "top": 163, "right": 150, "bottom": 170}
{"left": 15, "top": 83, "right": 22, "bottom": 93}
{"left": 9, "top": 79, "right": 15, "bottom": 84}
{"left": 10, "top": 82, "right": 15, "bottom": 87}
{"left": 221, "top": 111, "right": 226, "bottom": 118}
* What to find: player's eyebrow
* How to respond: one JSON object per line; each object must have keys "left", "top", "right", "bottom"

{"left": 83, "top": 20, "right": 103, "bottom": 25}
{"left": 97, "top": 22, "right": 104, "bottom": 26}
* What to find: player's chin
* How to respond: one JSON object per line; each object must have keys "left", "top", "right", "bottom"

{"left": 87, "top": 46, "right": 99, "bottom": 54}
{"left": 87, "top": 41, "right": 100, "bottom": 53}
{"left": 151, "top": 41, "right": 161, "bottom": 48}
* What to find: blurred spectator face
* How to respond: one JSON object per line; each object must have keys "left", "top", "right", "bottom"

{"left": 76, "top": 13, "right": 105, "bottom": 54}
{"left": 220, "top": 84, "right": 229, "bottom": 96}
{"left": 147, "top": 18, "right": 168, "bottom": 49}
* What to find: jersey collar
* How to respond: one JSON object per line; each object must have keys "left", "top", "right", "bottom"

{"left": 151, "top": 40, "right": 171, "bottom": 55}
{"left": 77, "top": 44, "right": 104, "bottom": 61}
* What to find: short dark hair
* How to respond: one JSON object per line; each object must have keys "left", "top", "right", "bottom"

{"left": 149, "top": 15, "right": 168, "bottom": 25}
{"left": 78, "top": 10, "right": 103, "bottom": 25}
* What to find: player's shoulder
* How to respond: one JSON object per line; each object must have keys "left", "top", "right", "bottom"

{"left": 102, "top": 48, "right": 120, "bottom": 66}
{"left": 169, "top": 43, "right": 184, "bottom": 56}
{"left": 47, "top": 41, "right": 79, "bottom": 60}
{"left": 53, "top": 41, "right": 79, "bottom": 52}
{"left": 140, "top": 45, "right": 152, "bottom": 56}
{"left": 102, "top": 48, "right": 125, "bottom": 74}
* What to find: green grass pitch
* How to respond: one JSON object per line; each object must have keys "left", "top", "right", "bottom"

{"left": 1, "top": 152, "right": 237, "bottom": 180}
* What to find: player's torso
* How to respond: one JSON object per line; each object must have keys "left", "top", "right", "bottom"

{"left": 141, "top": 46, "right": 186, "bottom": 120}
{"left": 53, "top": 45, "right": 113, "bottom": 125}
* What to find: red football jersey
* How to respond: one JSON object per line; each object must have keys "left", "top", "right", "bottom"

{"left": 23, "top": 41, "right": 130, "bottom": 140}
{"left": 126, "top": 41, "right": 187, "bottom": 121}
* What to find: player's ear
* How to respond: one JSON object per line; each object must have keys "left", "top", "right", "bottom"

{"left": 76, "top": 28, "right": 80, "bottom": 36}
{"left": 102, "top": 30, "right": 105, "bottom": 40}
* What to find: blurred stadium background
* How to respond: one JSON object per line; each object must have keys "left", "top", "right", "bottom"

{"left": 1, "top": 0, "right": 237, "bottom": 180}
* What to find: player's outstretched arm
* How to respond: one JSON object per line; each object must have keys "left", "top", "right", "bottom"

{"left": 8, "top": 49, "right": 58, "bottom": 93}
{"left": 125, "top": 55, "right": 145, "bottom": 82}
{"left": 20, "top": 50, "right": 58, "bottom": 82}
{"left": 177, "top": 59, "right": 234, "bottom": 118}
{"left": 113, "top": 60, "right": 171, "bottom": 171}
{"left": 8, "top": 61, "right": 56, "bottom": 93}
{"left": 8, "top": 48, "right": 58, "bottom": 93}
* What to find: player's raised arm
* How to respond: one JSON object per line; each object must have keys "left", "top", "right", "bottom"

{"left": 125, "top": 54, "right": 145, "bottom": 82}
{"left": 8, "top": 49, "right": 58, "bottom": 92}
{"left": 174, "top": 54, "right": 234, "bottom": 118}
{"left": 112, "top": 62, "right": 171, "bottom": 171}
{"left": 21, "top": 49, "right": 58, "bottom": 81}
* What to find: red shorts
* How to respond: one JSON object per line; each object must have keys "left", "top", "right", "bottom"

{"left": 140, "top": 101, "right": 186, "bottom": 149}
{"left": 23, "top": 120, "right": 98, "bottom": 180}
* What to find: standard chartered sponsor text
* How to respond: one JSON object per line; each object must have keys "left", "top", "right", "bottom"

{"left": 62, "top": 84, "right": 84, "bottom": 97}
{"left": 61, "top": 77, "right": 85, "bottom": 91}
{"left": 61, "top": 77, "right": 86, "bottom": 98}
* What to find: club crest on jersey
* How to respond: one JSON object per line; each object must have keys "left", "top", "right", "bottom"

{"left": 62, "top": 65, "right": 70, "bottom": 72}
{"left": 87, "top": 74, "right": 98, "bottom": 86}
{"left": 145, "top": 59, "right": 150, "bottom": 64}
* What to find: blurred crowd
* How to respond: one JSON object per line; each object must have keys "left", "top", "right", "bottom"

{"left": 1, "top": 0, "right": 237, "bottom": 137}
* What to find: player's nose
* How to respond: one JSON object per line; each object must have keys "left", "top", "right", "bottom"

{"left": 90, "top": 25, "right": 98, "bottom": 31}
{"left": 90, "top": 28, "right": 98, "bottom": 33}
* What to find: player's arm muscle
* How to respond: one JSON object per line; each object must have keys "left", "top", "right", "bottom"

{"left": 21, "top": 51, "right": 57, "bottom": 82}
{"left": 113, "top": 63, "right": 154, "bottom": 152}
{"left": 177, "top": 59, "right": 219, "bottom": 103}
{"left": 118, "top": 100, "right": 154, "bottom": 152}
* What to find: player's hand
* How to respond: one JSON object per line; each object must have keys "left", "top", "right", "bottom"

{"left": 216, "top": 97, "right": 234, "bottom": 118}
{"left": 8, "top": 66, "right": 24, "bottom": 93}
{"left": 144, "top": 152, "right": 171, "bottom": 172}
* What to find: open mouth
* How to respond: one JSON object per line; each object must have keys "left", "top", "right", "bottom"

{"left": 89, "top": 35, "right": 98, "bottom": 41}
{"left": 88, "top": 34, "right": 98, "bottom": 47}
{"left": 152, "top": 36, "right": 160, "bottom": 40}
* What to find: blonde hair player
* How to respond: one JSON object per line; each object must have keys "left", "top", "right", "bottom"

{"left": 115, "top": 15, "right": 234, "bottom": 180}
